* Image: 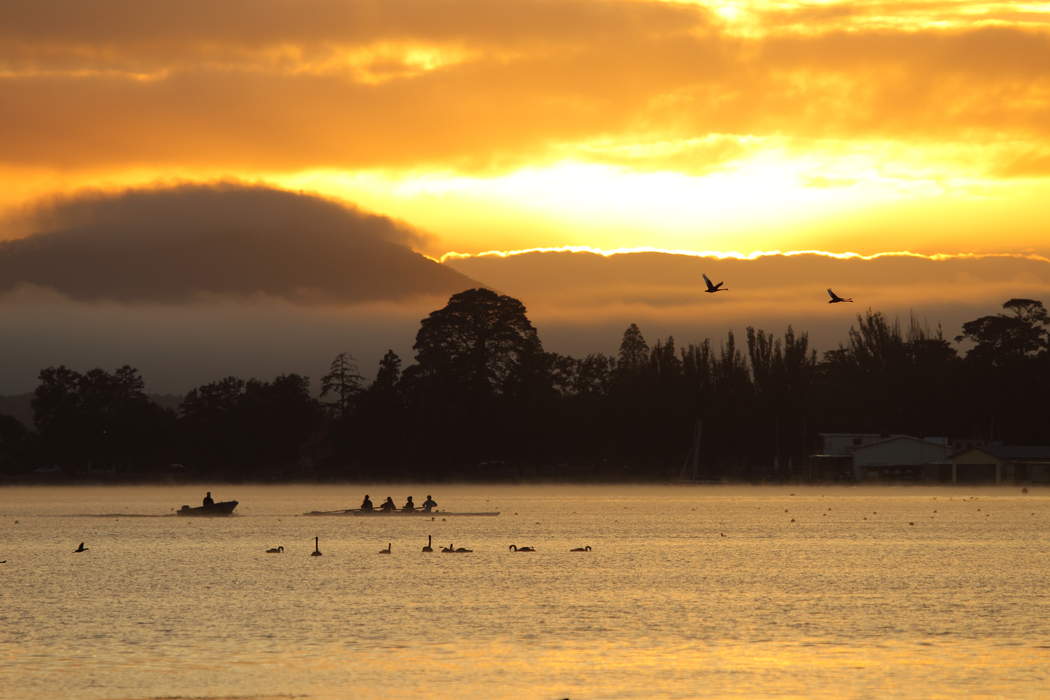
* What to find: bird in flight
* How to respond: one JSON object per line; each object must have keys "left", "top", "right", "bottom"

{"left": 827, "top": 288, "right": 854, "bottom": 303}
{"left": 702, "top": 273, "right": 727, "bottom": 293}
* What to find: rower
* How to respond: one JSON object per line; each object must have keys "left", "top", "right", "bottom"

{"left": 360, "top": 494, "right": 374, "bottom": 512}
{"left": 202, "top": 491, "right": 214, "bottom": 507}
{"left": 421, "top": 494, "right": 437, "bottom": 512}
{"left": 402, "top": 496, "right": 415, "bottom": 511}
{"left": 380, "top": 497, "right": 396, "bottom": 512}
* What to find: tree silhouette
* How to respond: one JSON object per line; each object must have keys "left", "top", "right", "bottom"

{"left": 33, "top": 365, "right": 173, "bottom": 472}
{"left": 0, "top": 412, "right": 32, "bottom": 475}
{"left": 10, "top": 297, "right": 1050, "bottom": 484}
{"left": 180, "top": 374, "right": 320, "bottom": 477}
{"left": 333, "top": 350, "right": 406, "bottom": 478}
{"left": 320, "top": 352, "right": 364, "bottom": 418}
{"left": 956, "top": 298, "right": 1049, "bottom": 365}
{"left": 179, "top": 377, "right": 248, "bottom": 472}
{"left": 616, "top": 323, "right": 649, "bottom": 373}
{"left": 407, "top": 288, "right": 547, "bottom": 474}
{"left": 413, "top": 288, "right": 544, "bottom": 399}
{"left": 955, "top": 299, "right": 1049, "bottom": 442}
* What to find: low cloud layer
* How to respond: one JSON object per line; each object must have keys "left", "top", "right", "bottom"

{"left": 0, "top": 183, "right": 476, "bottom": 304}
{"left": 446, "top": 249, "right": 1050, "bottom": 355}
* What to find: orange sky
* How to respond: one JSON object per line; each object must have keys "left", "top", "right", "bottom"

{"left": 3, "top": 0, "right": 1050, "bottom": 258}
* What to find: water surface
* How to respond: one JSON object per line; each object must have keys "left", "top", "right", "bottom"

{"left": 2, "top": 484, "right": 1049, "bottom": 698}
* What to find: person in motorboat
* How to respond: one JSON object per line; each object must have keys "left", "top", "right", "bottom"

{"left": 360, "top": 494, "right": 374, "bottom": 512}
{"left": 421, "top": 494, "right": 438, "bottom": 512}
{"left": 202, "top": 491, "right": 214, "bottom": 507}
{"left": 402, "top": 496, "right": 415, "bottom": 511}
{"left": 380, "top": 497, "right": 396, "bottom": 512}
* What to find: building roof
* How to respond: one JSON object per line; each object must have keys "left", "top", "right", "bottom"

{"left": 817, "top": 432, "right": 884, "bottom": 438}
{"left": 967, "top": 445, "right": 1050, "bottom": 462}
{"left": 852, "top": 435, "right": 950, "bottom": 453}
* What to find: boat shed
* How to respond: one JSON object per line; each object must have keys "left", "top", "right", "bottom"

{"left": 947, "top": 445, "right": 1050, "bottom": 484}
{"left": 851, "top": 435, "right": 952, "bottom": 481}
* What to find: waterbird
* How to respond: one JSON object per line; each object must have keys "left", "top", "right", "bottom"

{"left": 74, "top": 542, "right": 88, "bottom": 553}
{"left": 442, "top": 543, "right": 454, "bottom": 553}
{"left": 702, "top": 273, "right": 727, "bottom": 293}
{"left": 509, "top": 544, "right": 535, "bottom": 552}
{"left": 454, "top": 546, "right": 473, "bottom": 553}
{"left": 570, "top": 546, "right": 592, "bottom": 551}
{"left": 379, "top": 543, "right": 391, "bottom": 554}
{"left": 827, "top": 288, "right": 854, "bottom": 303}
{"left": 311, "top": 536, "right": 322, "bottom": 556}
{"left": 266, "top": 546, "right": 284, "bottom": 553}
{"left": 422, "top": 535, "right": 433, "bottom": 552}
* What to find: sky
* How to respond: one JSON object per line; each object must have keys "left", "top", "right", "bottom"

{"left": 1, "top": 0, "right": 1049, "bottom": 392}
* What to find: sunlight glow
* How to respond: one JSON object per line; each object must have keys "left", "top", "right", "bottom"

{"left": 276, "top": 140, "right": 1033, "bottom": 257}
{"left": 439, "top": 246, "right": 1050, "bottom": 264}
{"left": 667, "top": 0, "right": 1050, "bottom": 34}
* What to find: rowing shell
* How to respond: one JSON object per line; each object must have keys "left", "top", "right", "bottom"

{"left": 302, "top": 509, "right": 499, "bottom": 517}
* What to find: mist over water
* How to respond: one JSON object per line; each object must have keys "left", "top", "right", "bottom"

{"left": 3, "top": 484, "right": 1049, "bottom": 699}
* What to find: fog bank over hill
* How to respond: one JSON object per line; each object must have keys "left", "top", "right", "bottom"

{"left": 0, "top": 182, "right": 477, "bottom": 303}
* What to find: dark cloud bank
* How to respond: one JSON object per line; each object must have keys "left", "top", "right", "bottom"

{"left": 0, "top": 182, "right": 475, "bottom": 303}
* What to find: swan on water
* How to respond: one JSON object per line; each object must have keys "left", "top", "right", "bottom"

{"left": 509, "top": 544, "right": 535, "bottom": 552}
{"left": 569, "top": 546, "right": 592, "bottom": 551}
{"left": 422, "top": 535, "right": 433, "bottom": 552}
{"left": 311, "top": 536, "right": 322, "bottom": 556}
{"left": 379, "top": 543, "right": 391, "bottom": 554}
{"left": 442, "top": 543, "right": 473, "bottom": 552}
{"left": 266, "top": 546, "right": 284, "bottom": 553}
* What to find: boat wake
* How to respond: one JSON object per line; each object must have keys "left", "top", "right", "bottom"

{"left": 65, "top": 513, "right": 170, "bottom": 518}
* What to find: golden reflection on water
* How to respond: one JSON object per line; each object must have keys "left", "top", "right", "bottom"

{"left": 2, "top": 484, "right": 1050, "bottom": 699}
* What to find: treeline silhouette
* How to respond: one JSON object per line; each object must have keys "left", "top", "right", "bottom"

{"left": 2, "top": 289, "right": 1048, "bottom": 482}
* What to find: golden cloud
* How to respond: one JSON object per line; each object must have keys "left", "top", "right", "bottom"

{"left": 0, "top": 1, "right": 1048, "bottom": 175}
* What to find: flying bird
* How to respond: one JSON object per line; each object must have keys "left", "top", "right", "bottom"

{"left": 702, "top": 273, "right": 727, "bottom": 293}
{"left": 826, "top": 288, "right": 853, "bottom": 303}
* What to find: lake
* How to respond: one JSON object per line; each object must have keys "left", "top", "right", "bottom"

{"left": 2, "top": 484, "right": 1049, "bottom": 699}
